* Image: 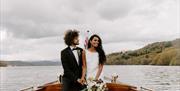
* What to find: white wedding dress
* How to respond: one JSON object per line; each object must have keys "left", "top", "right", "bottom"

{"left": 86, "top": 50, "right": 103, "bottom": 80}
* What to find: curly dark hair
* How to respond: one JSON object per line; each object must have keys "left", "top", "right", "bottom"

{"left": 64, "top": 29, "right": 79, "bottom": 46}
{"left": 88, "top": 34, "right": 106, "bottom": 64}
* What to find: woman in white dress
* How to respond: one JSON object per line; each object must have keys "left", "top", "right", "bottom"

{"left": 85, "top": 34, "right": 106, "bottom": 80}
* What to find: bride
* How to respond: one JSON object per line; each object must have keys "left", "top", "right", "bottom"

{"left": 85, "top": 34, "right": 106, "bottom": 80}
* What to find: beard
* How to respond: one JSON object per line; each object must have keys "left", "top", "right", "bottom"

{"left": 72, "top": 42, "right": 79, "bottom": 45}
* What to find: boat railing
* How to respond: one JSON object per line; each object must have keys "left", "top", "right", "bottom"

{"left": 140, "top": 87, "right": 153, "bottom": 91}
{"left": 104, "top": 76, "right": 137, "bottom": 88}
{"left": 20, "top": 86, "right": 34, "bottom": 91}
{"left": 104, "top": 76, "right": 153, "bottom": 91}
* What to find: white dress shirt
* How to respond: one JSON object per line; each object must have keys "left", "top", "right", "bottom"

{"left": 70, "top": 46, "right": 79, "bottom": 65}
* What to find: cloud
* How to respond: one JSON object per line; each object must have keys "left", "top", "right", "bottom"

{"left": 0, "top": 0, "right": 179, "bottom": 61}
{"left": 1, "top": 0, "right": 102, "bottom": 39}
{"left": 0, "top": 35, "right": 65, "bottom": 60}
{"left": 97, "top": 0, "right": 135, "bottom": 20}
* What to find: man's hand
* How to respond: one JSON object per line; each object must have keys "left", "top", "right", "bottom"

{"left": 77, "top": 79, "right": 82, "bottom": 84}
{"left": 77, "top": 78, "right": 86, "bottom": 85}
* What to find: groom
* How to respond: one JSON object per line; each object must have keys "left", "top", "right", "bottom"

{"left": 61, "top": 29, "right": 86, "bottom": 91}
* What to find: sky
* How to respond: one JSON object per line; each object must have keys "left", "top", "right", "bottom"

{"left": 0, "top": 0, "right": 179, "bottom": 61}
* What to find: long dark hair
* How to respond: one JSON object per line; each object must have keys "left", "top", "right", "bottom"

{"left": 88, "top": 34, "right": 106, "bottom": 64}
{"left": 64, "top": 29, "right": 79, "bottom": 46}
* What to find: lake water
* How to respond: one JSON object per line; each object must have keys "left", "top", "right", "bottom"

{"left": 0, "top": 65, "right": 180, "bottom": 91}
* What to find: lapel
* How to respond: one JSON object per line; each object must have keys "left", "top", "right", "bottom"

{"left": 77, "top": 48, "right": 81, "bottom": 66}
{"left": 67, "top": 47, "right": 79, "bottom": 66}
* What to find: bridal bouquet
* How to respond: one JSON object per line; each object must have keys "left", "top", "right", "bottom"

{"left": 84, "top": 77, "right": 108, "bottom": 91}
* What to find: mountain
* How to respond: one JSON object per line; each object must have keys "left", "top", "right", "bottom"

{"left": 106, "top": 38, "right": 180, "bottom": 66}
{"left": 0, "top": 60, "right": 61, "bottom": 67}
{"left": 0, "top": 61, "right": 7, "bottom": 67}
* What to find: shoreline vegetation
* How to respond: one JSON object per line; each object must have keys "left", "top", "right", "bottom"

{"left": 106, "top": 38, "right": 180, "bottom": 66}
{"left": 0, "top": 38, "right": 180, "bottom": 67}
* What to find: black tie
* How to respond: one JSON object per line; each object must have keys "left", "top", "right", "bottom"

{"left": 72, "top": 48, "right": 78, "bottom": 51}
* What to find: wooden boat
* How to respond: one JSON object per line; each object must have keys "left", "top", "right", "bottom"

{"left": 21, "top": 76, "right": 153, "bottom": 91}
{"left": 30, "top": 81, "right": 138, "bottom": 91}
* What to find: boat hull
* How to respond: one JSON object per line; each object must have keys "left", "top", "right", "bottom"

{"left": 36, "top": 82, "right": 137, "bottom": 91}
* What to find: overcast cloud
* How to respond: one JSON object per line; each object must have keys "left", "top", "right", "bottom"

{"left": 0, "top": 0, "right": 179, "bottom": 61}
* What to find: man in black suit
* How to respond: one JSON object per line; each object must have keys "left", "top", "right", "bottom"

{"left": 61, "top": 29, "right": 86, "bottom": 91}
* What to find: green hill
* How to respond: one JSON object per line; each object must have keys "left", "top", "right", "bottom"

{"left": 106, "top": 38, "right": 180, "bottom": 66}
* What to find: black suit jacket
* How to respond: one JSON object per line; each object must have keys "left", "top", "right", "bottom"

{"left": 61, "top": 46, "right": 83, "bottom": 82}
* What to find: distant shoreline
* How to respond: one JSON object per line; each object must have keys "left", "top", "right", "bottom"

{"left": 1, "top": 38, "right": 179, "bottom": 66}
{"left": 1, "top": 64, "right": 180, "bottom": 67}
{"left": 0, "top": 61, "right": 61, "bottom": 67}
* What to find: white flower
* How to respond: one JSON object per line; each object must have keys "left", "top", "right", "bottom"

{"left": 112, "top": 73, "right": 118, "bottom": 77}
{"left": 86, "top": 77, "right": 107, "bottom": 91}
{"left": 77, "top": 49, "right": 81, "bottom": 56}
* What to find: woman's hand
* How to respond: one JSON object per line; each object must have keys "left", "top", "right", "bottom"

{"left": 95, "top": 77, "right": 98, "bottom": 81}
{"left": 80, "top": 77, "right": 86, "bottom": 85}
